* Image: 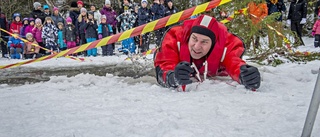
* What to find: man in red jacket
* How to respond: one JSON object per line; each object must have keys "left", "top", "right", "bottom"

{"left": 154, "top": 15, "right": 261, "bottom": 90}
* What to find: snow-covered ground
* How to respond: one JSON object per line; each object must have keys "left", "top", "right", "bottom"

{"left": 0, "top": 37, "right": 320, "bottom": 137}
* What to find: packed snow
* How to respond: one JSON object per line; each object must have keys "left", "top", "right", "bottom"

{"left": 0, "top": 37, "right": 320, "bottom": 137}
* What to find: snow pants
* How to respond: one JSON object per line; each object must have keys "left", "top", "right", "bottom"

{"left": 86, "top": 38, "right": 97, "bottom": 57}
{"left": 101, "top": 44, "right": 113, "bottom": 56}
{"left": 9, "top": 47, "right": 22, "bottom": 59}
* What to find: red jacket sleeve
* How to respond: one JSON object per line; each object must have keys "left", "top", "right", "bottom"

{"left": 154, "top": 26, "right": 181, "bottom": 85}
{"left": 222, "top": 33, "right": 246, "bottom": 83}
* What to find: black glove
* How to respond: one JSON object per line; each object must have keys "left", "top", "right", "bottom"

{"left": 239, "top": 64, "right": 261, "bottom": 90}
{"left": 167, "top": 61, "right": 194, "bottom": 87}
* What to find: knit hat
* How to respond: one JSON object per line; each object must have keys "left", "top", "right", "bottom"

{"left": 23, "top": 18, "right": 29, "bottom": 22}
{"left": 66, "top": 17, "right": 72, "bottom": 23}
{"left": 105, "top": 0, "right": 111, "bottom": 5}
{"left": 101, "top": 15, "right": 107, "bottom": 19}
{"left": 141, "top": 0, "right": 148, "bottom": 3}
{"left": 35, "top": 18, "right": 42, "bottom": 24}
{"left": 53, "top": 7, "right": 59, "bottom": 11}
{"left": 70, "top": 1, "right": 78, "bottom": 8}
{"left": 29, "top": 18, "right": 35, "bottom": 22}
{"left": 33, "top": 2, "right": 41, "bottom": 9}
{"left": 80, "top": 7, "right": 87, "bottom": 13}
{"left": 190, "top": 15, "right": 217, "bottom": 56}
{"left": 26, "top": 33, "right": 33, "bottom": 38}
{"left": 43, "top": 4, "right": 49, "bottom": 10}
{"left": 77, "top": 0, "right": 83, "bottom": 6}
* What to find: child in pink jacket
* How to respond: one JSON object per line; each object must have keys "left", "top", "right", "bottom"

{"left": 312, "top": 13, "right": 320, "bottom": 48}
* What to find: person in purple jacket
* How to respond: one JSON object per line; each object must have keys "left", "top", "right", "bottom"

{"left": 20, "top": 18, "right": 29, "bottom": 38}
{"left": 100, "top": 0, "right": 117, "bottom": 50}
{"left": 32, "top": 18, "right": 45, "bottom": 55}
{"left": 25, "top": 18, "right": 35, "bottom": 35}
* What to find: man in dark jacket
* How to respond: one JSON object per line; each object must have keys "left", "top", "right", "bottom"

{"left": 0, "top": 7, "right": 8, "bottom": 58}
{"left": 164, "top": 0, "right": 178, "bottom": 30}
{"left": 287, "top": 0, "right": 307, "bottom": 46}
{"left": 151, "top": 0, "right": 165, "bottom": 47}
{"left": 315, "top": 0, "right": 320, "bottom": 17}
{"left": 30, "top": 2, "right": 46, "bottom": 23}
{"left": 69, "top": 1, "right": 80, "bottom": 27}
{"left": 138, "top": 0, "right": 152, "bottom": 52}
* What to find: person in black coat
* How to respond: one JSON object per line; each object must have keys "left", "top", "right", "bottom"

{"left": 0, "top": 7, "right": 8, "bottom": 58}
{"left": 315, "top": 0, "right": 320, "bottom": 17}
{"left": 164, "top": 0, "right": 178, "bottom": 30}
{"left": 69, "top": 1, "right": 80, "bottom": 27}
{"left": 138, "top": 0, "right": 152, "bottom": 52}
{"left": 287, "top": 0, "right": 307, "bottom": 46}
{"left": 30, "top": 2, "right": 46, "bottom": 23}
{"left": 150, "top": 0, "right": 165, "bottom": 47}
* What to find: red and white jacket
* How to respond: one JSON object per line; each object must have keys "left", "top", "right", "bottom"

{"left": 154, "top": 15, "right": 246, "bottom": 87}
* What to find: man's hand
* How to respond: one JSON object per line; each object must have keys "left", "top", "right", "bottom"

{"left": 173, "top": 62, "right": 194, "bottom": 85}
{"left": 239, "top": 64, "right": 261, "bottom": 90}
{"left": 166, "top": 62, "right": 194, "bottom": 88}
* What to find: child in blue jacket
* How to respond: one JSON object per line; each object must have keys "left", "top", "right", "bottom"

{"left": 98, "top": 15, "right": 113, "bottom": 56}
{"left": 57, "top": 22, "right": 67, "bottom": 51}
{"left": 8, "top": 30, "right": 24, "bottom": 59}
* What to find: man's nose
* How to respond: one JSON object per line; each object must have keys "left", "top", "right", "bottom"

{"left": 193, "top": 42, "right": 202, "bottom": 49}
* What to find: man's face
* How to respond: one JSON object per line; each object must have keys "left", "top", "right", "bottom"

{"left": 188, "top": 33, "right": 212, "bottom": 59}
{"left": 78, "top": 4, "right": 83, "bottom": 8}
{"left": 168, "top": 1, "right": 173, "bottom": 7}
{"left": 141, "top": 2, "right": 147, "bottom": 8}
{"left": 44, "top": 9, "right": 49, "bottom": 13}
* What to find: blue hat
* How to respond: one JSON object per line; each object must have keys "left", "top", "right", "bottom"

{"left": 43, "top": 4, "right": 49, "bottom": 9}
{"left": 13, "top": 13, "right": 20, "bottom": 19}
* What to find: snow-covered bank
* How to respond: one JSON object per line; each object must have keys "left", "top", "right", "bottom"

{"left": 1, "top": 60, "right": 320, "bottom": 137}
